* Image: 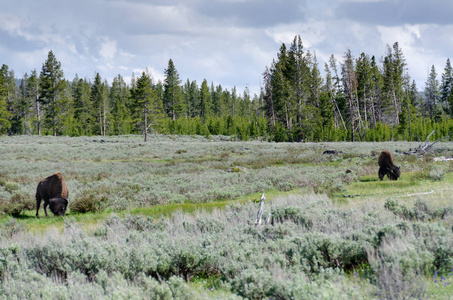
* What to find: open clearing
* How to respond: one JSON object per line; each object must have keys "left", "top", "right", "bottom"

{"left": 1, "top": 135, "right": 453, "bottom": 299}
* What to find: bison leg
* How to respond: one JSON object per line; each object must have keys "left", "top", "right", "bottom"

{"left": 43, "top": 201, "right": 49, "bottom": 217}
{"left": 378, "top": 167, "right": 386, "bottom": 180}
{"left": 36, "top": 194, "right": 42, "bottom": 217}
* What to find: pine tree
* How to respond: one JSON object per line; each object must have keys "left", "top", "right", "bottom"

{"left": 163, "top": 59, "right": 184, "bottom": 120}
{"left": 25, "top": 70, "right": 40, "bottom": 134}
{"left": 39, "top": 50, "right": 64, "bottom": 136}
{"left": 91, "top": 73, "right": 108, "bottom": 135}
{"left": 73, "top": 76, "right": 92, "bottom": 135}
{"left": 3, "top": 67, "right": 22, "bottom": 135}
{"left": 325, "top": 55, "right": 346, "bottom": 130}
{"left": 90, "top": 73, "right": 105, "bottom": 135}
{"left": 211, "top": 83, "right": 222, "bottom": 117}
{"left": 134, "top": 71, "right": 164, "bottom": 141}
{"left": 369, "top": 56, "right": 383, "bottom": 126}
{"left": 382, "top": 42, "right": 407, "bottom": 125}
{"left": 20, "top": 72, "right": 37, "bottom": 134}
{"left": 199, "top": 79, "right": 212, "bottom": 122}
{"left": 110, "top": 74, "right": 132, "bottom": 135}
{"left": 0, "top": 65, "right": 12, "bottom": 134}
{"left": 57, "top": 79, "right": 75, "bottom": 135}
{"left": 183, "top": 79, "right": 198, "bottom": 118}
{"left": 440, "top": 58, "right": 453, "bottom": 115}
{"left": 356, "top": 52, "right": 373, "bottom": 127}
{"left": 425, "top": 65, "right": 441, "bottom": 121}
{"left": 341, "top": 49, "right": 358, "bottom": 141}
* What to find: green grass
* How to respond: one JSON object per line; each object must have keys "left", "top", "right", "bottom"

{"left": 332, "top": 170, "right": 453, "bottom": 208}
{"left": 5, "top": 189, "right": 298, "bottom": 233}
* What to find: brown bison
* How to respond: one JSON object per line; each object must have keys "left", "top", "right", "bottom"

{"left": 36, "top": 172, "right": 69, "bottom": 217}
{"left": 378, "top": 150, "right": 400, "bottom": 181}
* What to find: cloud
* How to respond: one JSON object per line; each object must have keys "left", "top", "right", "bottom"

{"left": 336, "top": 0, "right": 453, "bottom": 26}
{"left": 195, "top": 0, "right": 307, "bottom": 27}
{"left": 1, "top": 0, "right": 452, "bottom": 95}
{"left": 99, "top": 38, "right": 117, "bottom": 62}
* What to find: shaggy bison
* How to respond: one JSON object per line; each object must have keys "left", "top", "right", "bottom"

{"left": 378, "top": 150, "right": 400, "bottom": 181}
{"left": 36, "top": 172, "right": 69, "bottom": 217}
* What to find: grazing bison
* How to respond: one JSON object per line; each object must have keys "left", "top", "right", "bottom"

{"left": 378, "top": 150, "right": 400, "bottom": 181}
{"left": 36, "top": 172, "right": 69, "bottom": 217}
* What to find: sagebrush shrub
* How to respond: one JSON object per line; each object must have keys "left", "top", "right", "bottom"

{"left": 0, "top": 192, "right": 35, "bottom": 216}
{"left": 69, "top": 193, "right": 107, "bottom": 213}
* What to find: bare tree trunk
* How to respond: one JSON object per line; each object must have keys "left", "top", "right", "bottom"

{"left": 363, "top": 86, "right": 368, "bottom": 124}
{"left": 392, "top": 88, "right": 399, "bottom": 125}
{"left": 99, "top": 111, "right": 103, "bottom": 136}
{"left": 331, "top": 93, "right": 346, "bottom": 130}
{"left": 370, "top": 94, "right": 377, "bottom": 127}
{"left": 36, "top": 97, "right": 41, "bottom": 135}
{"left": 103, "top": 102, "right": 107, "bottom": 136}
{"left": 144, "top": 106, "right": 148, "bottom": 142}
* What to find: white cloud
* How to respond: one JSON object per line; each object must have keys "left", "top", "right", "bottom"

{"left": 99, "top": 37, "right": 117, "bottom": 62}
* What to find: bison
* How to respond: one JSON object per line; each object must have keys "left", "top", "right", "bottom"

{"left": 378, "top": 150, "right": 400, "bottom": 181}
{"left": 36, "top": 172, "right": 69, "bottom": 217}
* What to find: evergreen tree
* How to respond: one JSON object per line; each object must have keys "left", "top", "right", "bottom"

{"left": 110, "top": 74, "right": 132, "bottom": 135}
{"left": 425, "top": 65, "right": 441, "bottom": 121}
{"left": 341, "top": 49, "right": 358, "bottom": 141}
{"left": 369, "top": 56, "right": 383, "bottom": 126}
{"left": 382, "top": 42, "right": 407, "bottom": 125}
{"left": 199, "top": 79, "right": 212, "bottom": 122}
{"left": 0, "top": 65, "right": 12, "bottom": 134}
{"left": 211, "top": 83, "right": 222, "bottom": 117}
{"left": 20, "top": 72, "right": 37, "bottom": 134}
{"left": 25, "top": 70, "right": 40, "bottom": 135}
{"left": 3, "top": 67, "right": 22, "bottom": 135}
{"left": 57, "top": 79, "right": 75, "bottom": 135}
{"left": 39, "top": 50, "right": 64, "bottom": 136}
{"left": 73, "top": 75, "right": 92, "bottom": 135}
{"left": 163, "top": 59, "right": 184, "bottom": 120}
{"left": 325, "top": 56, "right": 346, "bottom": 130}
{"left": 183, "top": 79, "right": 198, "bottom": 118}
{"left": 356, "top": 52, "right": 373, "bottom": 127}
{"left": 90, "top": 73, "right": 110, "bottom": 135}
{"left": 134, "top": 71, "right": 164, "bottom": 141}
{"left": 440, "top": 58, "right": 453, "bottom": 115}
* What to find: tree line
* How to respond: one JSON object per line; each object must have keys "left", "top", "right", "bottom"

{"left": 1, "top": 36, "right": 453, "bottom": 142}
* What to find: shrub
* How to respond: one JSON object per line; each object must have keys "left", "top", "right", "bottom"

{"left": 0, "top": 192, "right": 35, "bottom": 216}
{"left": 429, "top": 166, "right": 445, "bottom": 181}
{"left": 69, "top": 192, "right": 107, "bottom": 213}
{"left": 385, "top": 198, "right": 452, "bottom": 221}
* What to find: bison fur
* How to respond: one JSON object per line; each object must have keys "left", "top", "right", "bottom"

{"left": 378, "top": 150, "right": 400, "bottom": 181}
{"left": 36, "top": 172, "right": 69, "bottom": 217}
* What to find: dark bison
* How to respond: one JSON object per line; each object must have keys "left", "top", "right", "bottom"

{"left": 36, "top": 172, "right": 69, "bottom": 217}
{"left": 378, "top": 150, "right": 400, "bottom": 181}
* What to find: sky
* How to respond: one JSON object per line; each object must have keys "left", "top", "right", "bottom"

{"left": 1, "top": 0, "right": 453, "bottom": 96}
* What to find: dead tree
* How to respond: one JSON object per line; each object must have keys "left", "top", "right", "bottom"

{"left": 255, "top": 194, "right": 265, "bottom": 226}
{"left": 404, "top": 130, "right": 441, "bottom": 156}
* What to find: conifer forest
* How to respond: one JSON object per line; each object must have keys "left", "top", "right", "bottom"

{"left": 2, "top": 35, "right": 453, "bottom": 142}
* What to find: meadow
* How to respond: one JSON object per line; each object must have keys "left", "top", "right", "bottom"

{"left": 1, "top": 135, "right": 453, "bottom": 299}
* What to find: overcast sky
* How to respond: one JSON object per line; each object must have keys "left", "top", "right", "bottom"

{"left": 1, "top": 0, "right": 453, "bottom": 96}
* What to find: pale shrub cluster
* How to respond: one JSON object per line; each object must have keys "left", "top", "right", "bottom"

{"left": 1, "top": 193, "right": 453, "bottom": 298}
{"left": 0, "top": 135, "right": 377, "bottom": 213}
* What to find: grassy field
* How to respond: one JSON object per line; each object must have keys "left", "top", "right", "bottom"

{"left": 1, "top": 135, "right": 453, "bottom": 299}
